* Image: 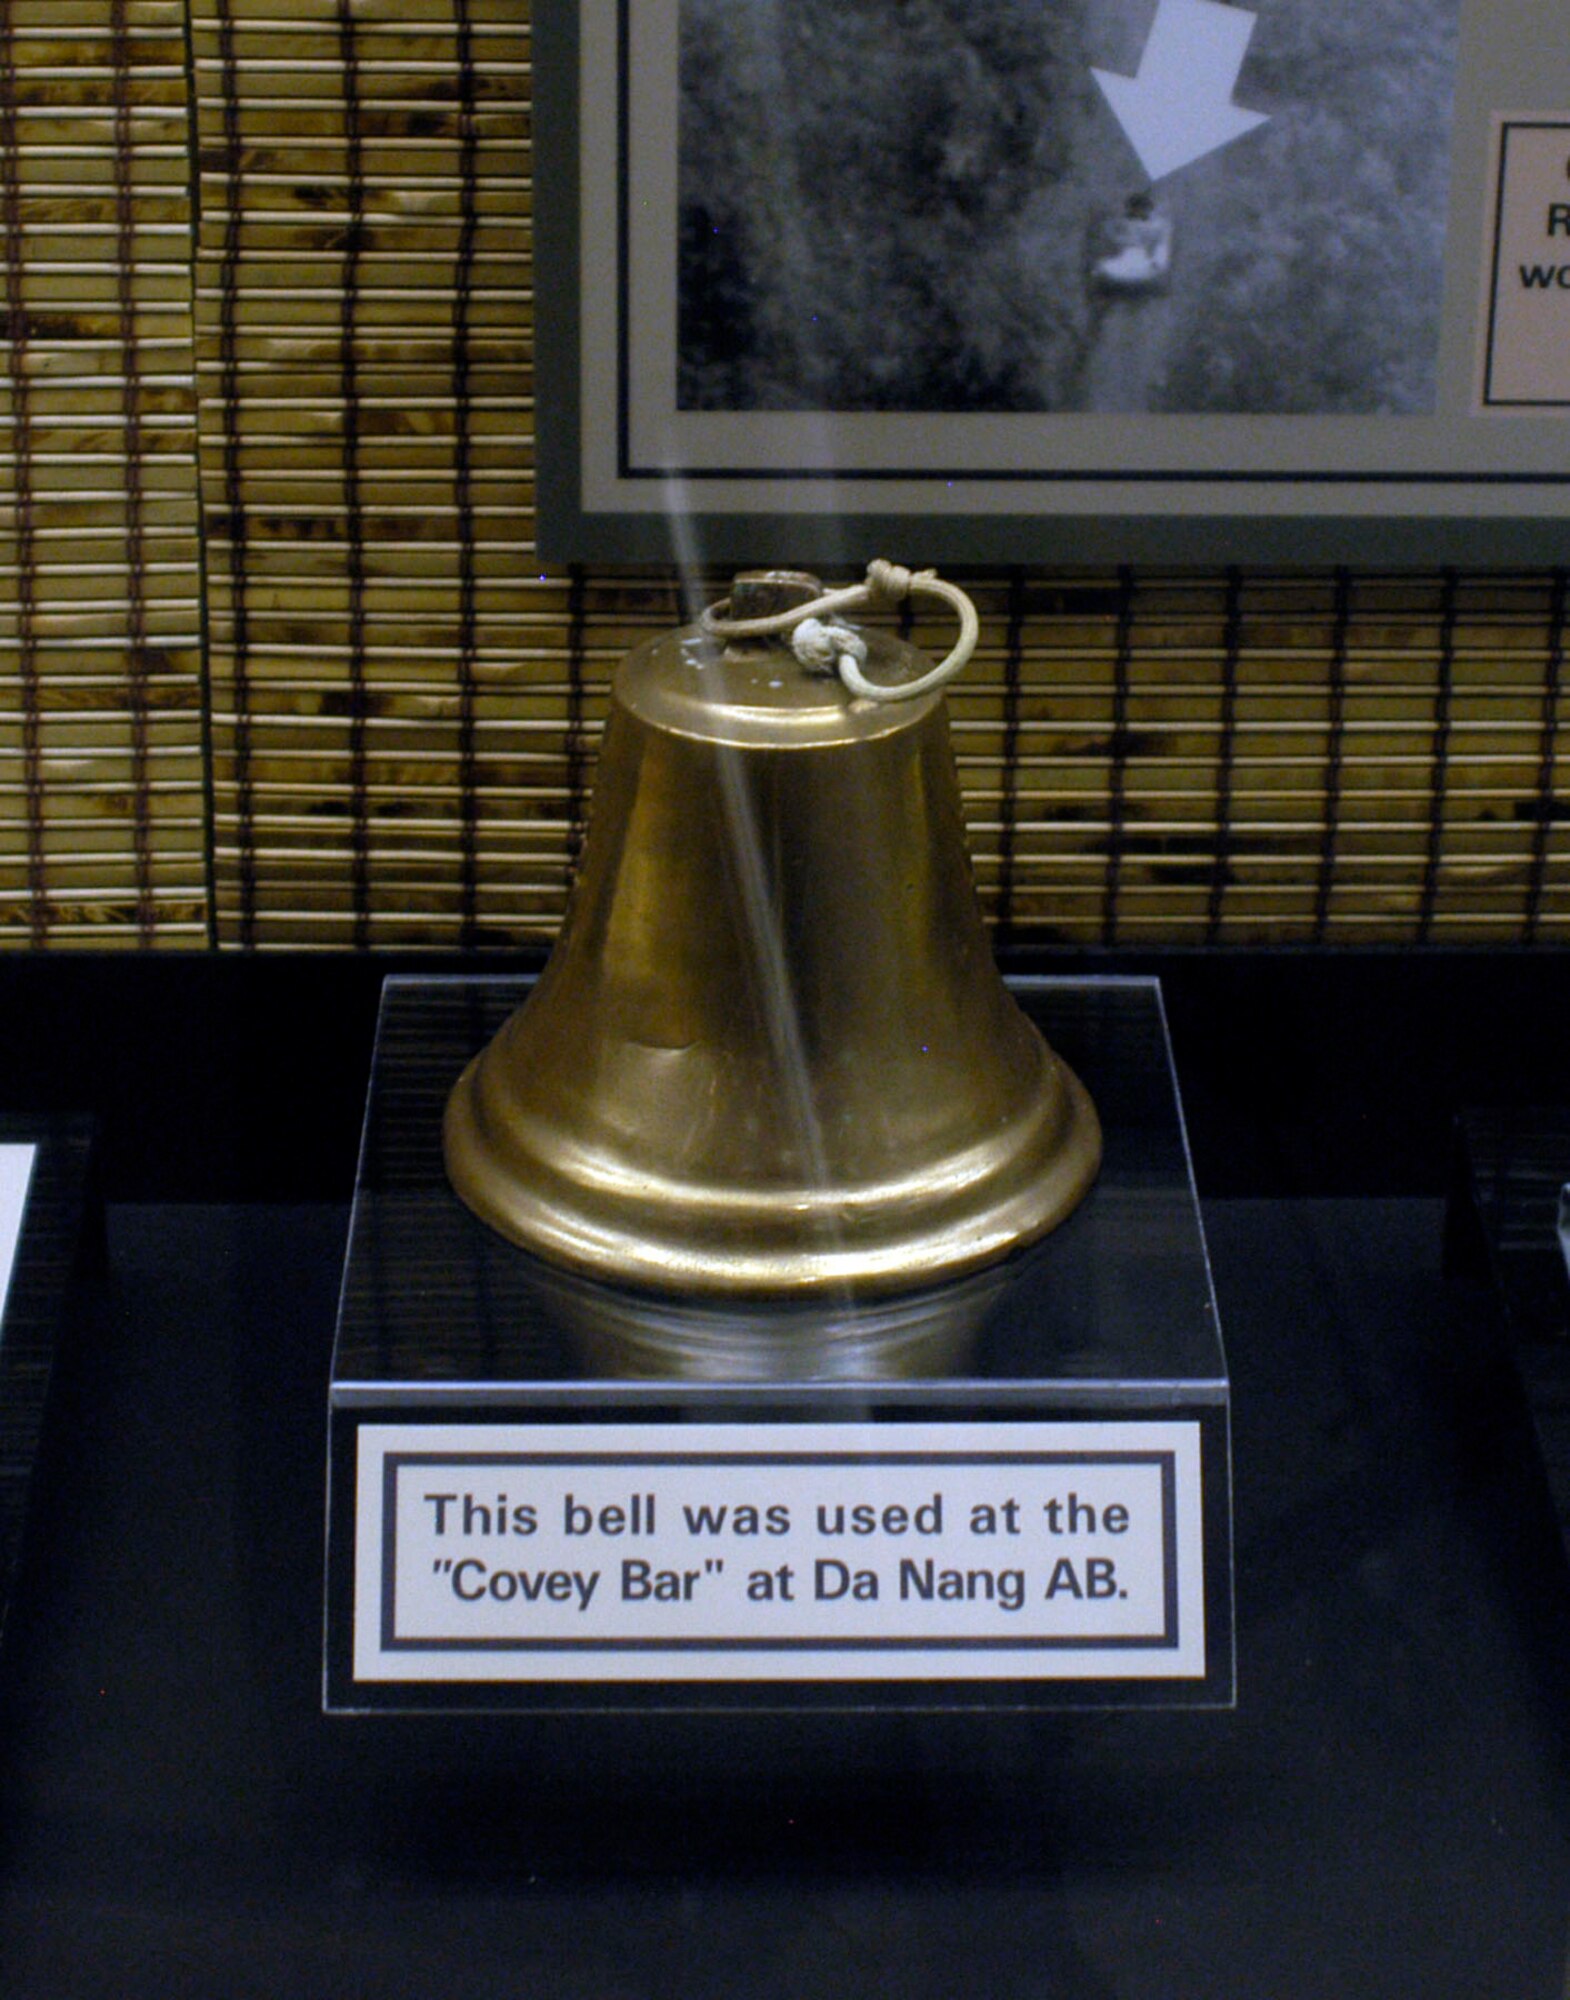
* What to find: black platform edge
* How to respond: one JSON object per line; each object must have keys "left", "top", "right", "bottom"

{"left": 0, "top": 1117, "right": 98, "bottom": 1664}
{"left": 1447, "top": 1109, "right": 1570, "bottom": 1556}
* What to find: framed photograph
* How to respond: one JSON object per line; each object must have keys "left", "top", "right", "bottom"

{"left": 534, "top": 0, "right": 1570, "bottom": 564}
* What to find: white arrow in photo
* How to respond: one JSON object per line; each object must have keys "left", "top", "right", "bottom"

{"left": 1093, "top": 0, "right": 1270, "bottom": 183}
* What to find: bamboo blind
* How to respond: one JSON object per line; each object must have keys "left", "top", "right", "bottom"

{"left": 0, "top": 0, "right": 205, "bottom": 946}
{"left": 191, "top": 0, "right": 548, "bottom": 947}
{"left": 0, "top": 0, "right": 1566, "bottom": 948}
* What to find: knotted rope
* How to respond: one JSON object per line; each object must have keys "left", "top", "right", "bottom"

{"left": 700, "top": 561, "right": 980, "bottom": 705}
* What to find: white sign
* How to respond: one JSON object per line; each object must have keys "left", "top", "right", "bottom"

{"left": 0, "top": 1145, "right": 35, "bottom": 1338}
{"left": 1482, "top": 118, "right": 1570, "bottom": 407}
{"left": 353, "top": 1421, "right": 1208, "bottom": 1684}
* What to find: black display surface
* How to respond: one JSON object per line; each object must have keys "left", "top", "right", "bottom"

{"left": 0, "top": 1191, "right": 1566, "bottom": 1996}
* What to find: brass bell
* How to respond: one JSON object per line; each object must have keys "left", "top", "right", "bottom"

{"left": 444, "top": 566, "right": 1100, "bottom": 1296}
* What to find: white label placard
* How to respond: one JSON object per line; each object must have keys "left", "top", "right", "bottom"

{"left": 353, "top": 1421, "right": 1207, "bottom": 1683}
{"left": 1482, "top": 118, "right": 1570, "bottom": 407}
{"left": 0, "top": 1145, "right": 36, "bottom": 1339}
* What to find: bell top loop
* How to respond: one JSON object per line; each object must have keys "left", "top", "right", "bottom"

{"left": 701, "top": 560, "right": 981, "bottom": 705}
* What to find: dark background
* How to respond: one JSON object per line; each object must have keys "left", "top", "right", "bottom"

{"left": 2, "top": 947, "right": 1561, "bottom": 1202}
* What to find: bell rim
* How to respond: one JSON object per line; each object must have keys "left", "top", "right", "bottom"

{"left": 443, "top": 1047, "right": 1103, "bottom": 1300}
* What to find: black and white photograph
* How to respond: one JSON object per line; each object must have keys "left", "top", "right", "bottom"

{"left": 677, "top": 0, "right": 1464, "bottom": 416}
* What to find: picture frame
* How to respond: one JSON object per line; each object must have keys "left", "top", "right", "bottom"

{"left": 534, "top": 0, "right": 1570, "bottom": 565}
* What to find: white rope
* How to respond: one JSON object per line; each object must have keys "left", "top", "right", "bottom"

{"left": 789, "top": 615, "right": 867, "bottom": 678}
{"left": 700, "top": 560, "right": 980, "bottom": 705}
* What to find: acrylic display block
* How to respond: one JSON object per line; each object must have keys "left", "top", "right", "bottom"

{"left": 326, "top": 977, "right": 1232, "bottom": 1714}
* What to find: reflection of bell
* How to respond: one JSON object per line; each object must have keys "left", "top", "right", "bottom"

{"left": 540, "top": 1252, "right": 1008, "bottom": 1383}
{"left": 444, "top": 569, "right": 1100, "bottom": 1296}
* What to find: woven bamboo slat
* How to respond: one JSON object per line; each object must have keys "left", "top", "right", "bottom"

{"left": 0, "top": 0, "right": 204, "bottom": 945}
{"left": 191, "top": 0, "right": 531, "bottom": 995}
